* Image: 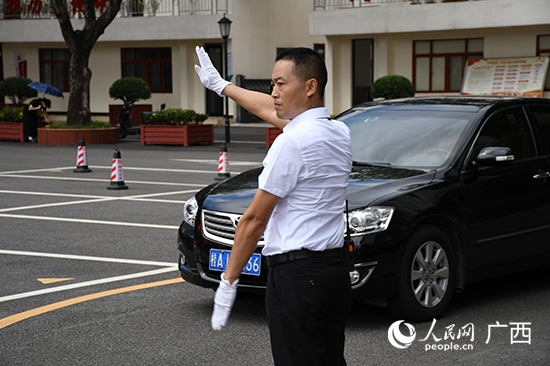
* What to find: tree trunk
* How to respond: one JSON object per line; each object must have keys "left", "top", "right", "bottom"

{"left": 51, "top": 0, "right": 122, "bottom": 126}
{"left": 66, "top": 49, "right": 93, "bottom": 126}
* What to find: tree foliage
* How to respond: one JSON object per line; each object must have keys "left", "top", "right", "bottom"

{"left": 51, "top": 0, "right": 123, "bottom": 125}
{"left": 109, "top": 77, "right": 151, "bottom": 102}
{"left": 0, "top": 77, "right": 38, "bottom": 104}
{"left": 371, "top": 75, "right": 415, "bottom": 100}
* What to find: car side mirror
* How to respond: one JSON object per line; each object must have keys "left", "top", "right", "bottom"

{"left": 475, "top": 147, "right": 514, "bottom": 166}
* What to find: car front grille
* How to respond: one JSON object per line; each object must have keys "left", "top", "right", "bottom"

{"left": 202, "top": 209, "right": 265, "bottom": 246}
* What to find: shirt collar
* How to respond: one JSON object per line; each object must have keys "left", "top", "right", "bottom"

{"left": 283, "top": 107, "right": 331, "bottom": 133}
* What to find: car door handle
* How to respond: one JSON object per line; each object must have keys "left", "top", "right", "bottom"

{"left": 533, "top": 171, "right": 550, "bottom": 180}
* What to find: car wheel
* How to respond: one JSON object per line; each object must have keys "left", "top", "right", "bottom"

{"left": 388, "top": 225, "right": 455, "bottom": 322}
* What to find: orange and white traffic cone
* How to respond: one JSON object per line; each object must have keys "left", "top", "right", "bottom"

{"left": 107, "top": 149, "right": 128, "bottom": 190}
{"left": 215, "top": 143, "right": 231, "bottom": 180}
{"left": 73, "top": 138, "right": 92, "bottom": 173}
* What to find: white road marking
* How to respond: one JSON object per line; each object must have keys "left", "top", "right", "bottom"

{"left": 0, "top": 250, "right": 174, "bottom": 266}
{"left": 170, "top": 159, "right": 262, "bottom": 166}
{"left": 0, "top": 189, "right": 199, "bottom": 212}
{"left": 0, "top": 267, "right": 178, "bottom": 303}
{"left": 0, "top": 174, "right": 205, "bottom": 186}
{"left": 0, "top": 213, "right": 179, "bottom": 229}
{"left": 89, "top": 165, "right": 242, "bottom": 174}
{"left": 0, "top": 167, "right": 75, "bottom": 175}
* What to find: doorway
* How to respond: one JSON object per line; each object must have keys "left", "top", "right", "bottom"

{"left": 204, "top": 43, "right": 223, "bottom": 116}
{"left": 353, "top": 39, "right": 374, "bottom": 106}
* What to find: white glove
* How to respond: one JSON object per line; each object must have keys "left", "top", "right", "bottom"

{"left": 211, "top": 272, "right": 239, "bottom": 330}
{"left": 194, "top": 46, "right": 232, "bottom": 97}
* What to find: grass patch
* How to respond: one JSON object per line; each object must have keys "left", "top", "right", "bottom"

{"left": 48, "top": 121, "right": 112, "bottom": 129}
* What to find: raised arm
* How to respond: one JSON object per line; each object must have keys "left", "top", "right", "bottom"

{"left": 194, "top": 46, "right": 288, "bottom": 130}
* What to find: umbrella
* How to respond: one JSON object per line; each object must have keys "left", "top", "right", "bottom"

{"left": 27, "top": 82, "right": 64, "bottom": 99}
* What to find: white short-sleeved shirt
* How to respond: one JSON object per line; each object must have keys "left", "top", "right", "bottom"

{"left": 259, "top": 107, "right": 353, "bottom": 256}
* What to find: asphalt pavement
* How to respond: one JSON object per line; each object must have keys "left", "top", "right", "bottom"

{"left": 1, "top": 125, "right": 549, "bottom": 366}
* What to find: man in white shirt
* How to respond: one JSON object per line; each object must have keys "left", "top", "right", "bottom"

{"left": 195, "top": 46, "right": 352, "bottom": 366}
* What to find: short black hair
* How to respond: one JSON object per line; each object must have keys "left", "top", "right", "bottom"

{"left": 275, "top": 47, "right": 327, "bottom": 98}
{"left": 41, "top": 98, "right": 51, "bottom": 109}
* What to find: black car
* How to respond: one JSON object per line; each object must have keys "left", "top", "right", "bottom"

{"left": 177, "top": 96, "right": 550, "bottom": 321}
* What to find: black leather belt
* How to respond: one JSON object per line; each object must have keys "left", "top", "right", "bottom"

{"left": 266, "top": 248, "right": 342, "bottom": 268}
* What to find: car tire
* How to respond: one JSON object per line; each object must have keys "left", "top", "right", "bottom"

{"left": 388, "top": 225, "right": 455, "bottom": 322}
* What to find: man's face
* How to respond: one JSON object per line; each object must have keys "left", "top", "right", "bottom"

{"left": 270, "top": 59, "right": 309, "bottom": 121}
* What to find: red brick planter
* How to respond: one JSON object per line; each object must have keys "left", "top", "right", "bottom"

{"left": 266, "top": 127, "right": 283, "bottom": 148}
{"left": 141, "top": 125, "right": 214, "bottom": 146}
{"left": 37, "top": 127, "right": 120, "bottom": 145}
{"left": 0, "top": 122, "right": 47, "bottom": 142}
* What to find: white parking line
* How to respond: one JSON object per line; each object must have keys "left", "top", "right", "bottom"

{"left": 0, "top": 213, "right": 179, "bottom": 229}
{"left": 0, "top": 250, "right": 175, "bottom": 266}
{"left": 0, "top": 189, "right": 198, "bottom": 213}
{"left": 0, "top": 167, "right": 75, "bottom": 175}
{"left": 169, "top": 159, "right": 262, "bottom": 166}
{"left": 0, "top": 174, "right": 205, "bottom": 186}
{"left": 0, "top": 267, "right": 178, "bottom": 303}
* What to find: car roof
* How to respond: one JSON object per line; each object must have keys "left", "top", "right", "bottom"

{"left": 350, "top": 96, "right": 550, "bottom": 113}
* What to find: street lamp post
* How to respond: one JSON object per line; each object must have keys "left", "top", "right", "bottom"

{"left": 218, "top": 14, "right": 232, "bottom": 144}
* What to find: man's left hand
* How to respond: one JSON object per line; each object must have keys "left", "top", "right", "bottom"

{"left": 211, "top": 273, "right": 239, "bottom": 331}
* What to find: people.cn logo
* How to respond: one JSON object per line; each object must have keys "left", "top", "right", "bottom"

{"left": 388, "top": 320, "right": 417, "bottom": 349}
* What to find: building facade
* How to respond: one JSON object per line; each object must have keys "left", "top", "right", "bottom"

{"left": 0, "top": 0, "right": 549, "bottom": 120}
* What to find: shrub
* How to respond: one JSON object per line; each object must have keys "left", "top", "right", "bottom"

{"left": 108, "top": 77, "right": 151, "bottom": 102}
{"left": 371, "top": 75, "right": 415, "bottom": 100}
{"left": 143, "top": 108, "right": 209, "bottom": 125}
{"left": 0, "top": 77, "right": 38, "bottom": 104}
{"left": 0, "top": 106, "right": 24, "bottom": 122}
{"left": 48, "top": 121, "right": 111, "bottom": 129}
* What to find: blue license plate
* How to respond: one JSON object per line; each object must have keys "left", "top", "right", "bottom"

{"left": 209, "top": 249, "right": 261, "bottom": 276}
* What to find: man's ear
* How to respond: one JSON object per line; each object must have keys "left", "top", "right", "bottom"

{"left": 305, "top": 78, "right": 318, "bottom": 98}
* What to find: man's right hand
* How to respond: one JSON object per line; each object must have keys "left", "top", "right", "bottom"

{"left": 194, "top": 46, "right": 232, "bottom": 97}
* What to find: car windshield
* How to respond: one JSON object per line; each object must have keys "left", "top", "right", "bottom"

{"left": 339, "top": 108, "right": 473, "bottom": 168}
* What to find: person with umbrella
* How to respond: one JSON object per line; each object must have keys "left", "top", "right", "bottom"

{"left": 24, "top": 81, "right": 62, "bottom": 143}
{"left": 23, "top": 98, "right": 51, "bottom": 143}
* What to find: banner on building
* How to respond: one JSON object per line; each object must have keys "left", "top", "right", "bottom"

{"left": 14, "top": 52, "right": 27, "bottom": 78}
{"left": 461, "top": 56, "right": 549, "bottom": 98}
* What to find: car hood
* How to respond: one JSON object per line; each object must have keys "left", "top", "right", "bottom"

{"left": 200, "top": 165, "right": 434, "bottom": 213}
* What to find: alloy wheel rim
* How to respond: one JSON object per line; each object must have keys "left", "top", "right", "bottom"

{"left": 410, "top": 240, "right": 450, "bottom": 308}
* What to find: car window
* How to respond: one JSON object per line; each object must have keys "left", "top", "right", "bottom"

{"left": 472, "top": 107, "right": 535, "bottom": 161}
{"left": 340, "top": 109, "right": 472, "bottom": 168}
{"left": 529, "top": 106, "right": 550, "bottom": 155}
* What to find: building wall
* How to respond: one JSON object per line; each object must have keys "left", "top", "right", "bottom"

{"left": 326, "top": 24, "right": 550, "bottom": 115}
{"left": 1, "top": 0, "right": 549, "bottom": 119}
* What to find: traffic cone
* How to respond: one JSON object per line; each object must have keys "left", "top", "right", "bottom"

{"left": 215, "top": 143, "right": 231, "bottom": 180}
{"left": 73, "top": 138, "right": 92, "bottom": 173}
{"left": 107, "top": 149, "right": 128, "bottom": 190}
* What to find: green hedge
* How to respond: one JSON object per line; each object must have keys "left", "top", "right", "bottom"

{"left": 371, "top": 75, "right": 414, "bottom": 100}
{"left": 143, "top": 108, "right": 208, "bottom": 125}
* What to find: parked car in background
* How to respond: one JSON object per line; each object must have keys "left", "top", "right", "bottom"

{"left": 177, "top": 96, "right": 550, "bottom": 321}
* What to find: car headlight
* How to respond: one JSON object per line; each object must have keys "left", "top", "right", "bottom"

{"left": 183, "top": 196, "right": 198, "bottom": 227}
{"left": 346, "top": 206, "right": 394, "bottom": 235}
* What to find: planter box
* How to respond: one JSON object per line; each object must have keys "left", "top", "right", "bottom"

{"left": 266, "top": 127, "right": 283, "bottom": 148}
{"left": 141, "top": 125, "right": 214, "bottom": 146}
{"left": 37, "top": 127, "right": 120, "bottom": 145}
{"left": 0, "top": 122, "right": 46, "bottom": 142}
{"left": 109, "top": 104, "right": 152, "bottom": 126}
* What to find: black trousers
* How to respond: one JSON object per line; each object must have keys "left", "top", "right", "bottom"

{"left": 265, "top": 254, "right": 351, "bottom": 366}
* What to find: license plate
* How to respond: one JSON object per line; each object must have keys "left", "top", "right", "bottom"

{"left": 209, "top": 249, "right": 261, "bottom": 276}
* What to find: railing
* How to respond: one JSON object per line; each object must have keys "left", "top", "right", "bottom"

{"left": 313, "top": 0, "right": 479, "bottom": 10}
{"left": 0, "top": 0, "right": 228, "bottom": 19}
